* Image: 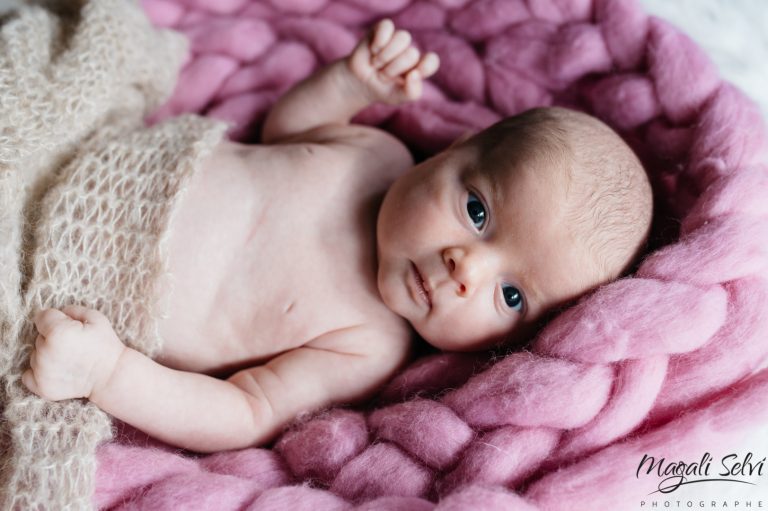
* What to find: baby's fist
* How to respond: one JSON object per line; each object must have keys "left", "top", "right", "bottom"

{"left": 23, "top": 305, "right": 125, "bottom": 401}
{"left": 347, "top": 19, "right": 440, "bottom": 104}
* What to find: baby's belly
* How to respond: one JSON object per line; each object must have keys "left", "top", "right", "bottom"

{"left": 157, "top": 249, "right": 332, "bottom": 377}
{"left": 152, "top": 141, "right": 276, "bottom": 374}
{"left": 154, "top": 142, "right": 343, "bottom": 375}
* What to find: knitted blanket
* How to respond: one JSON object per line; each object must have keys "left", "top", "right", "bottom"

{"left": 0, "top": 1, "right": 226, "bottom": 508}
{"left": 2, "top": 0, "right": 767, "bottom": 510}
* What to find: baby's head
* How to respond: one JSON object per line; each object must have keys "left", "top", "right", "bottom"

{"left": 376, "top": 107, "right": 653, "bottom": 351}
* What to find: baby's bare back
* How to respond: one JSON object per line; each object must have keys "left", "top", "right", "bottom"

{"left": 156, "top": 126, "right": 414, "bottom": 375}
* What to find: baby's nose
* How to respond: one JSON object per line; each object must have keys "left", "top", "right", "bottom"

{"left": 442, "top": 246, "right": 491, "bottom": 297}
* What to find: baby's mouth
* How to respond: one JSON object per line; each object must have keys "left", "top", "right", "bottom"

{"left": 411, "top": 262, "right": 432, "bottom": 309}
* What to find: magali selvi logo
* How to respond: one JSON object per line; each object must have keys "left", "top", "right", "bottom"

{"left": 635, "top": 452, "right": 767, "bottom": 508}
{"left": 635, "top": 452, "right": 768, "bottom": 508}
{"left": 637, "top": 452, "right": 765, "bottom": 494}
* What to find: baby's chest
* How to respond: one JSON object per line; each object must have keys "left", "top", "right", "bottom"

{"left": 238, "top": 201, "right": 382, "bottom": 340}
{"left": 157, "top": 143, "right": 391, "bottom": 373}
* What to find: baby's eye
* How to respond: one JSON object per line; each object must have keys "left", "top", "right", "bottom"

{"left": 502, "top": 284, "right": 524, "bottom": 312}
{"left": 466, "top": 192, "right": 487, "bottom": 230}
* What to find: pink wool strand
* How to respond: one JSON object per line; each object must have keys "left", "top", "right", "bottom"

{"left": 96, "top": 0, "right": 768, "bottom": 509}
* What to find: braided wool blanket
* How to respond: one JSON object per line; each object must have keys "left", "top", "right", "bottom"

{"left": 2, "top": 0, "right": 767, "bottom": 509}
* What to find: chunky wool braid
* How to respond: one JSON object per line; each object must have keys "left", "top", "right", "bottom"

{"left": 90, "top": 0, "right": 768, "bottom": 509}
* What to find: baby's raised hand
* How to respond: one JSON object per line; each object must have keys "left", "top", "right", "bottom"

{"left": 347, "top": 19, "right": 440, "bottom": 104}
{"left": 22, "top": 305, "right": 125, "bottom": 401}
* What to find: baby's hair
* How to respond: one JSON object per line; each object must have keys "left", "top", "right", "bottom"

{"left": 472, "top": 107, "right": 653, "bottom": 282}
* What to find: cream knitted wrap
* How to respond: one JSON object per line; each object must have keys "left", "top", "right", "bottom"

{"left": 0, "top": 1, "right": 226, "bottom": 508}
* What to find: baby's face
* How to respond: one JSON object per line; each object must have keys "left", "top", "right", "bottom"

{"left": 376, "top": 139, "right": 602, "bottom": 351}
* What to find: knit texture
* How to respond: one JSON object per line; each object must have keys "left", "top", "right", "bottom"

{"left": 0, "top": 1, "right": 225, "bottom": 509}
{"left": 93, "top": 0, "right": 768, "bottom": 509}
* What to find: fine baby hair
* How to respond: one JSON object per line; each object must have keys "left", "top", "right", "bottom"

{"left": 471, "top": 106, "right": 653, "bottom": 281}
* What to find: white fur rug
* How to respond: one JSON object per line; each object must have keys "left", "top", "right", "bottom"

{"left": 642, "top": 0, "right": 768, "bottom": 120}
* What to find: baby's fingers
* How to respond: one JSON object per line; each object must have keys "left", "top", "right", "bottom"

{"left": 370, "top": 19, "right": 395, "bottom": 54}
{"left": 60, "top": 304, "right": 107, "bottom": 327}
{"left": 382, "top": 46, "right": 420, "bottom": 78}
{"left": 417, "top": 52, "right": 440, "bottom": 79}
{"left": 373, "top": 29, "right": 412, "bottom": 68}
{"left": 33, "top": 308, "right": 76, "bottom": 337}
{"left": 400, "top": 52, "right": 440, "bottom": 100}
{"left": 403, "top": 69, "right": 424, "bottom": 100}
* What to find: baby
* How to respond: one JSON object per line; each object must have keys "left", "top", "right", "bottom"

{"left": 22, "top": 20, "right": 652, "bottom": 452}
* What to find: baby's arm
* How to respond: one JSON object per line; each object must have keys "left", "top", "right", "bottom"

{"left": 22, "top": 306, "right": 407, "bottom": 452}
{"left": 261, "top": 19, "right": 439, "bottom": 143}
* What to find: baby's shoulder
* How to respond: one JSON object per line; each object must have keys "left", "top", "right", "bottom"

{"left": 277, "top": 123, "right": 414, "bottom": 176}
{"left": 327, "top": 124, "right": 412, "bottom": 162}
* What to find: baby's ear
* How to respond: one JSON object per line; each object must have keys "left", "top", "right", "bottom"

{"left": 449, "top": 130, "right": 476, "bottom": 148}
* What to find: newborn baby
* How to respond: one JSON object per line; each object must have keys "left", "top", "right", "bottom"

{"left": 23, "top": 20, "right": 652, "bottom": 452}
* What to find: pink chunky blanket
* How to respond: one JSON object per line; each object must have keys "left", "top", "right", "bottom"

{"left": 96, "top": 0, "right": 768, "bottom": 508}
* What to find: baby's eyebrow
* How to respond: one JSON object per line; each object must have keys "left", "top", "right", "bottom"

{"left": 483, "top": 169, "right": 504, "bottom": 215}
{"left": 477, "top": 171, "right": 546, "bottom": 312}
{"left": 516, "top": 270, "right": 541, "bottom": 314}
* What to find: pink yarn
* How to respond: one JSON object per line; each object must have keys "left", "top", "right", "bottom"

{"left": 369, "top": 399, "right": 475, "bottom": 470}
{"left": 441, "top": 353, "right": 615, "bottom": 429}
{"left": 585, "top": 74, "right": 661, "bottom": 130}
{"left": 275, "top": 409, "right": 369, "bottom": 484}
{"left": 96, "top": 0, "right": 768, "bottom": 509}
{"left": 437, "top": 426, "right": 560, "bottom": 493}
{"left": 330, "top": 442, "right": 433, "bottom": 502}
{"left": 526, "top": 370, "right": 768, "bottom": 509}
{"left": 186, "top": 18, "right": 276, "bottom": 61}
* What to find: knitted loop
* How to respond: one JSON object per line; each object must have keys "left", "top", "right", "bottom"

{"left": 551, "top": 355, "right": 668, "bottom": 461}
{"left": 378, "top": 351, "right": 487, "bottom": 404}
{"left": 369, "top": 399, "right": 475, "bottom": 470}
{"left": 441, "top": 353, "right": 614, "bottom": 429}
{"left": 330, "top": 442, "right": 433, "bottom": 503}
{"left": 275, "top": 408, "right": 369, "bottom": 484}
{"left": 534, "top": 279, "right": 727, "bottom": 362}
{"left": 436, "top": 426, "right": 560, "bottom": 494}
